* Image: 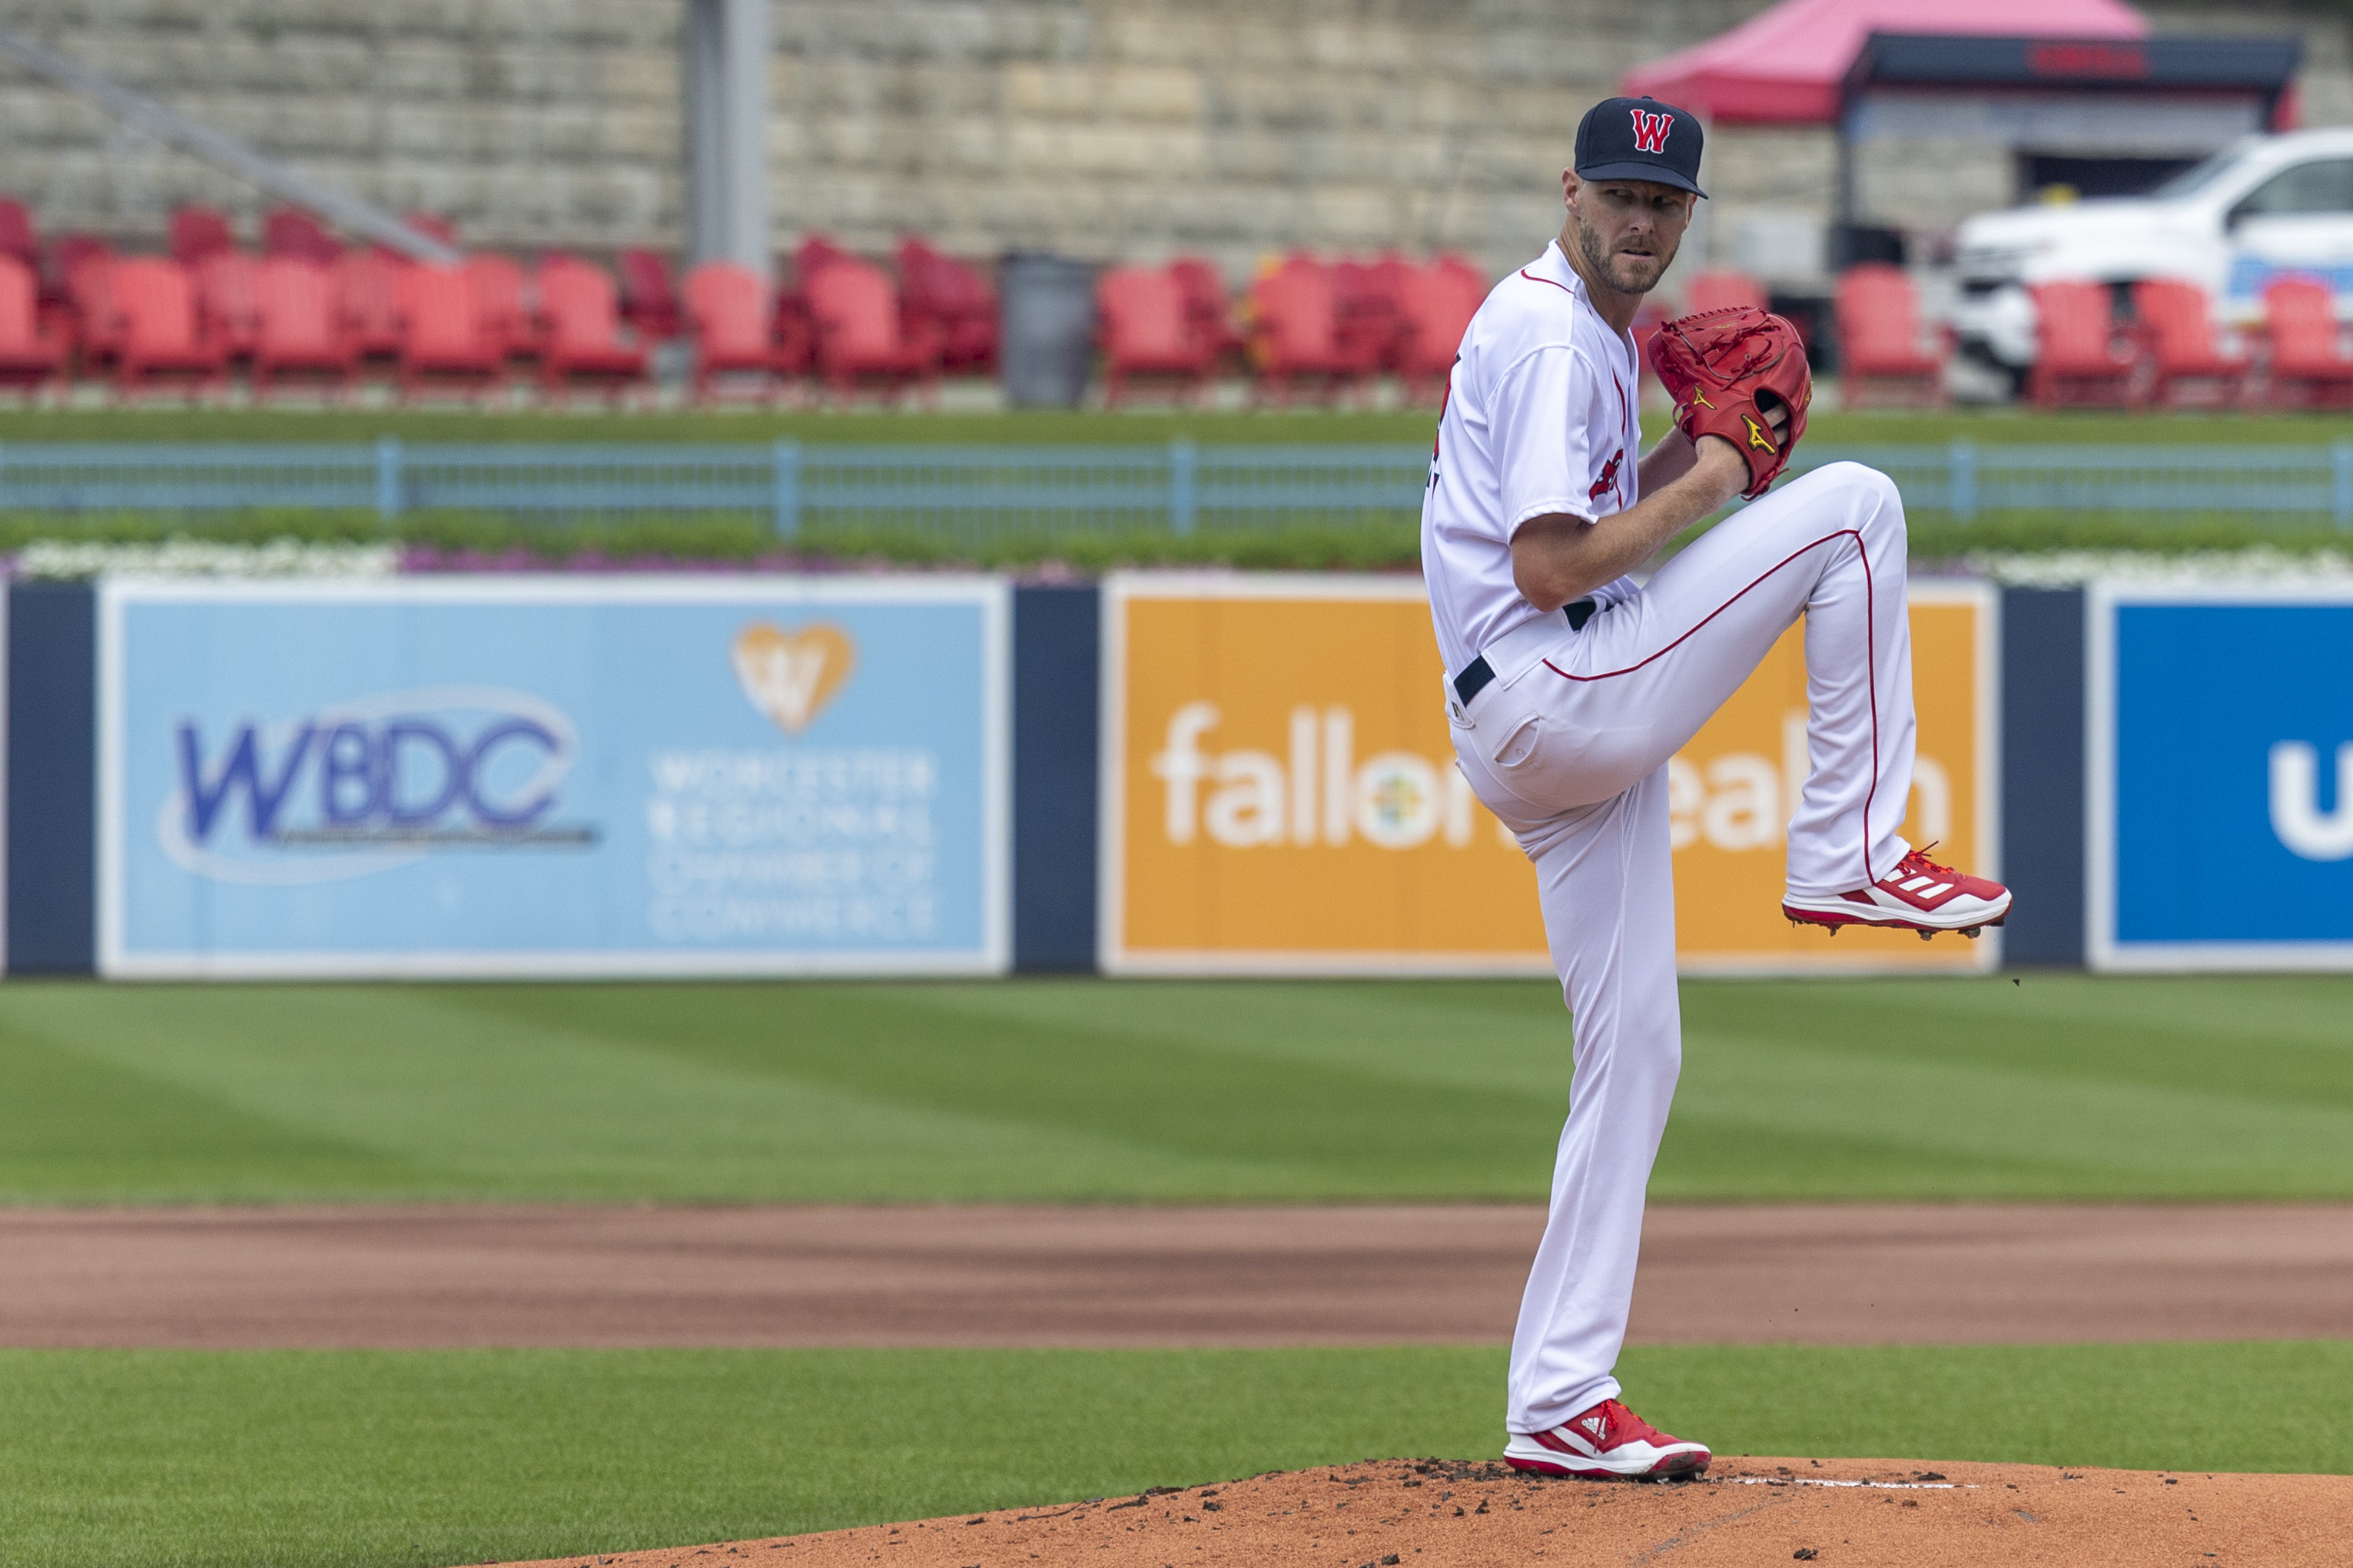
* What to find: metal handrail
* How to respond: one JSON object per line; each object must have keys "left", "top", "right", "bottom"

{"left": 0, "top": 438, "right": 2346, "bottom": 535}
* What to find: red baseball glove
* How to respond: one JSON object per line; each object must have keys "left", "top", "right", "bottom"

{"left": 1644, "top": 306, "right": 1812, "bottom": 499}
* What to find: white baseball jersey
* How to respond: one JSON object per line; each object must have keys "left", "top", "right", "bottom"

{"left": 1422, "top": 238, "right": 1644, "bottom": 677}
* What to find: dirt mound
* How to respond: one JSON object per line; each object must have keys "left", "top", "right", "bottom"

{"left": 504, "top": 1454, "right": 2353, "bottom": 1567}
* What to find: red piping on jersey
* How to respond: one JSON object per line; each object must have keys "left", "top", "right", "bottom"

{"left": 1540, "top": 528, "right": 1883, "bottom": 888}
{"left": 1518, "top": 267, "right": 1575, "bottom": 296}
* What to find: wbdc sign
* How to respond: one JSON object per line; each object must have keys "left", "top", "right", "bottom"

{"left": 98, "top": 577, "right": 1008, "bottom": 979}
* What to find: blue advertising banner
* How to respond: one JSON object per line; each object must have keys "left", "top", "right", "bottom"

{"left": 2089, "top": 582, "right": 2353, "bottom": 970}
{"left": 98, "top": 577, "right": 1009, "bottom": 977}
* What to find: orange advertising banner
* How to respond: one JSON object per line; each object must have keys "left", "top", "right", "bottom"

{"left": 1100, "top": 575, "right": 1997, "bottom": 975}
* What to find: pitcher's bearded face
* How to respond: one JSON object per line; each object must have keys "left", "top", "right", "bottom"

{"left": 1568, "top": 177, "right": 1693, "bottom": 294}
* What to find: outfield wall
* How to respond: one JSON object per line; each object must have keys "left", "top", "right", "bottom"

{"left": 10, "top": 572, "right": 2351, "bottom": 978}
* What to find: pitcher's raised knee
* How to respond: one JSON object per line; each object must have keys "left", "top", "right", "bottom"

{"left": 1813, "top": 461, "right": 1907, "bottom": 539}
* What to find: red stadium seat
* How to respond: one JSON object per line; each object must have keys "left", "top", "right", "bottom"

{"left": 1392, "top": 257, "right": 1485, "bottom": 402}
{"left": 772, "top": 235, "right": 851, "bottom": 376}
{"left": 2257, "top": 276, "right": 2353, "bottom": 409}
{"left": 684, "top": 260, "right": 792, "bottom": 404}
{"left": 264, "top": 208, "right": 342, "bottom": 264}
{"left": 65, "top": 250, "right": 123, "bottom": 376}
{"left": 2133, "top": 278, "right": 2248, "bottom": 409}
{"left": 617, "top": 247, "right": 682, "bottom": 342}
{"left": 1682, "top": 269, "right": 1768, "bottom": 315}
{"left": 896, "top": 237, "right": 999, "bottom": 375}
{"left": 253, "top": 256, "right": 356, "bottom": 400}
{"left": 170, "top": 205, "right": 237, "bottom": 265}
{"left": 48, "top": 231, "right": 111, "bottom": 297}
{"left": 0, "top": 254, "right": 65, "bottom": 396}
{"left": 1246, "top": 254, "right": 1353, "bottom": 406}
{"left": 1834, "top": 263, "right": 1948, "bottom": 408}
{"left": 805, "top": 257, "right": 938, "bottom": 406}
{"left": 195, "top": 251, "right": 262, "bottom": 361}
{"left": 463, "top": 253, "right": 536, "bottom": 361}
{"left": 397, "top": 264, "right": 503, "bottom": 403}
{"left": 2027, "top": 281, "right": 2142, "bottom": 408}
{"left": 1096, "top": 265, "right": 1213, "bottom": 406}
{"left": 335, "top": 249, "right": 408, "bottom": 364}
{"left": 1169, "top": 256, "right": 1244, "bottom": 370}
{"left": 795, "top": 234, "right": 851, "bottom": 284}
{"left": 537, "top": 257, "right": 649, "bottom": 404}
{"left": 111, "top": 257, "right": 226, "bottom": 400}
{"left": 1330, "top": 257, "right": 1402, "bottom": 380}
{"left": 1432, "top": 252, "right": 1486, "bottom": 301}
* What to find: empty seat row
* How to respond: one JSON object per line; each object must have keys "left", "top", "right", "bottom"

{"left": 0, "top": 250, "right": 652, "bottom": 404}
{"left": 2026, "top": 275, "right": 2353, "bottom": 410}
{"left": 1094, "top": 251, "right": 1490, "bottom": 408}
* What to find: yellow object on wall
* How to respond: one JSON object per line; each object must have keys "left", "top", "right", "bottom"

{"left": 1100, "top": 575, "right": 1997, "bottom": 976}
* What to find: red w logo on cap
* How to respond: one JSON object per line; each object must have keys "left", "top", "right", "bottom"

{"left": 1629, "top": 108, "right": 1673, "bottom": 154}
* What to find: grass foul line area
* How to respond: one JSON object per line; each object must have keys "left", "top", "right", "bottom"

{"left": 0, "top": 1343, "right": 2345, "bottom": 1568}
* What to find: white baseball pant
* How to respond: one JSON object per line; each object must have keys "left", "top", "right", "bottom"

{"left": 1443, "top": 462, "right": 1917, "bottom": 1434}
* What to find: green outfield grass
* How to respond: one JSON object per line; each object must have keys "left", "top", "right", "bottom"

{"left": 0, "top": 1341, "right": 2345, "bottom": 1568}
{"left": 2, "top": 975, "right": 2348, "bottom": 1205}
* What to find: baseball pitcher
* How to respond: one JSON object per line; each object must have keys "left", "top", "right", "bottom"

{"left": 1422, "top": 95, "right": 2011, "bottom": 1480}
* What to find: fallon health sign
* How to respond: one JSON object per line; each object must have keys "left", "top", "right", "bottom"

{"left": 2090, "top": 582, "right": 2353, "bottom": 970}
{"left": 1100, "top": 574, "right": 1995, "bottom": 975}
{"left": 98, "top": 577, "right": 1008, "bottom": 977}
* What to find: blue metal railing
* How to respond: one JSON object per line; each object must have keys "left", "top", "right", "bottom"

{"left": 1783, "top": 441, "right": 2353, "bottom": 525}
{"left": 0, "top": 438, "right": 2348, "bottom": 535}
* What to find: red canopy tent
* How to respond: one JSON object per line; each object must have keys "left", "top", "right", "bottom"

{"left": 1621, "top": 0, "right": 2149, "bottom": 124}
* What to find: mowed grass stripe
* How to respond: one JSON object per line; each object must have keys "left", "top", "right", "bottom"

{"left": 1, "top": 976, "right": 2348, "bottom": 1203}
{"left": 0, "top": 984, "right": 1257, "bottom": 1202}
{"left": 0, "top": 1343, "right": 2345, "bottom": 1568}
{"left": 0, "top": 1023, "right": 435, "bottom": 1198}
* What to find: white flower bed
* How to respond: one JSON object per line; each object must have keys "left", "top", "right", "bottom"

{"left": 14, "top": 539, "right": 402, "bottom": 580}
{"left": 1965, "top": 548, "right": 2353, "bottom": 588}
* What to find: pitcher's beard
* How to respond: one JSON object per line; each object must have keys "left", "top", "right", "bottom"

{"left": 1575, "top": 217, "right": 1673, "bottom": 295}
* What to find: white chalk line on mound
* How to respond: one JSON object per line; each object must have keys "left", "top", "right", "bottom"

{"left": 1721, "top": 1477, "right": 1972, "bottom": 1490}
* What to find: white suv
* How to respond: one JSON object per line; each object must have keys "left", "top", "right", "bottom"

{"left": 1951, "top": 128, "right": 2353, "bottom": 375}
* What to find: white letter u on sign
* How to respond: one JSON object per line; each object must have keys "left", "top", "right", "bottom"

{"left": 2268, "top": 741, "right": 2353, "bottom": 861}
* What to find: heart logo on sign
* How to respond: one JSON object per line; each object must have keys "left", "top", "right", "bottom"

{"left": 731, "top": 622, "right": 856, "bottom": 734}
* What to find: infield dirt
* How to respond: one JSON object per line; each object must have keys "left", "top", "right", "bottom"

{"left": 502, "top": 1456, "right": 2353, "bottom": 1568}
{"left": 5, "top": 1202, "right": 2349, "bottom": 1348}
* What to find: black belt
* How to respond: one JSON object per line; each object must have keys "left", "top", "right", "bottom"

{"left": 1453, "top": 598, "right": 1598, "bottom": 708}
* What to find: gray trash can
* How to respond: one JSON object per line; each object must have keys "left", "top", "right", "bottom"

{"left": 998, "top": 252, "right": 1097, "bottom": 407}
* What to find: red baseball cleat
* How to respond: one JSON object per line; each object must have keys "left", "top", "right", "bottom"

{"left": 1504, "top": 1398, "right": 1711, "bottom": 1480}
{"left": 1781, "top": 844, "right": 2011, "bottom": 939}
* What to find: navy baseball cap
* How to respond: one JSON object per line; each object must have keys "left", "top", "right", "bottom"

{"left": 1575, "top": 95, "right": 1707, "bottom": 198}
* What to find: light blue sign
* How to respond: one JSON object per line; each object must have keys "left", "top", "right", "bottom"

{"left": 2090, "top": 585, "right": 2353, "bottom": 970}
{"left": 99, "top": 577, "right": 1009, "bottom": 977}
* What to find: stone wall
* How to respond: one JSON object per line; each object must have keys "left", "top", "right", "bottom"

{"left": 766, "top": 0, "right": 1764, "bottom": 282}
{"left": 0, "top": 0, "right": 2341, "bottom": 293}
{"left": 0, "top": 0, "right": 679, "bottom": 252}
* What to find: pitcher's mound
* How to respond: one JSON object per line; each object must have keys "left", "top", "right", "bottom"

{"left": 510, "top": 1455, "right": 2352, "bottom": 1568}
